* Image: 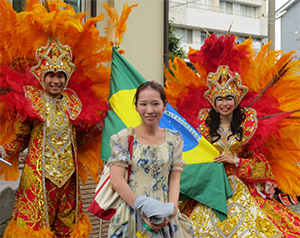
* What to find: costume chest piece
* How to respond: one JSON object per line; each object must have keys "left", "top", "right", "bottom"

{"left": 43, "top": 95, "right": 75, "bottom": 188}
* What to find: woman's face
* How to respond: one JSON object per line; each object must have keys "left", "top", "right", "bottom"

{"left": 136, "top": 87, "right": 167, "bottom": 126}
{"left": 215, "top": 95, "right": 235, "bottom": 117}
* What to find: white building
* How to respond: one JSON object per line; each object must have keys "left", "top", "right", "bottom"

{"left": 275, "top": 0, "right": 300, "bottom": 57}
{"left": 169, "top": 0, "right": 268, "bottom": 55}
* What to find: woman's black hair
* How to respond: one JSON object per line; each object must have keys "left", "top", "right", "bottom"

{"left": 133, "top": 81, "right": 167, "bottom": 106}
{"left": 206, "top": 106, "right": 246, "bottom": 143}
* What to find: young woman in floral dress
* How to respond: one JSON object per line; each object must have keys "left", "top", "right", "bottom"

{"left": 107, "top": 81, "right": 194, "bottom": 238}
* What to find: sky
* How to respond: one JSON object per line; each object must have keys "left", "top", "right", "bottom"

{"left": 276, "top": 0, "right": 289, "bottom": 10}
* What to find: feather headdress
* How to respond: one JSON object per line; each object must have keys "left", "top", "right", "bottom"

{"left": 164, "top": 33, "right": 300, "bottom": 195}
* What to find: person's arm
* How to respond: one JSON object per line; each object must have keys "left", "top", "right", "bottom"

{"left": 0, "top": 115, "right": 31, "bottom": 180}
{"left": 214, "top": 150, "right": 276, "bottom": 198}
{"left": 76, "top": 122, "right": 104, "bottom": 148}
{"left": 1, "top": 115, "right": 31, "bottom": 159}
{"left": 214, "top": 152, "right": 235, "bottom": 164}
{"left": 236, "top": 150, "right": 276, "bottom": 198}
{"left": 110, "top": 164, "right": 160, "bottom": 230}
{"left": 110, "top": 164, "right": 137, "bottom": 208}
{"left": 168, "top": 131, "right": 184, "bottom": 213}
{"left": 168, "top": 170, "right": 181, "bottom": 213}
{"left": 151, "top": 169, "right": 182, "bottom": 230}
{"left": 234, "top": 150, "right": 275, "bottom": 182}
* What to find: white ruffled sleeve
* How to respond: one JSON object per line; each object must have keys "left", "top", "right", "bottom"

{"left": 170, "top": 131, "right": 186, "bottom": 171}
{"left": 107, "top": 128, "right": 132, "bottom": 168}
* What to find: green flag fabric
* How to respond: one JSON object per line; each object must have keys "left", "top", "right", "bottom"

{"left": 101, "top": 47, "right": 144, "bottom": 162}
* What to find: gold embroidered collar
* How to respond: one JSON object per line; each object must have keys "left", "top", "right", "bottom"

{"left": 24, "top": 85, "right": 82, "bottom": 121}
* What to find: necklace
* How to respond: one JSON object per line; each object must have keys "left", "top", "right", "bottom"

{"left": 218, "top": 126, "right": 231, "bottom": 136}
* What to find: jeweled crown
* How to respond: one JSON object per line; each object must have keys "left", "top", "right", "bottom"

{"left": 30, "top": 38, "right": 75, "bottom": 89}
{"left": 204, "top": 65, "right": 248, "bottom": 109}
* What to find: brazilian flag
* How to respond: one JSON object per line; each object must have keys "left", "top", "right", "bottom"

{"left": 101, "top": 47, "right": 232, "bottom": 221}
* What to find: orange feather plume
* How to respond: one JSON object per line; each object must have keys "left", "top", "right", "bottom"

{"left": 164, "top": 57, "right": 205, "bottom": 109}
{"left": 4, "top": 220, "right": 54, "bottom": 238}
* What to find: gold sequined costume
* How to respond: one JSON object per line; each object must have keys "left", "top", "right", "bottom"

{"left": 165, "top": 34, "right": 300, "bottom": 237}
{"left": 1, "top": 69, "right": 103, "bottom": 238}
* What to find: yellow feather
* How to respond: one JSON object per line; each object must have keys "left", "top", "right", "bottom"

{"left": 103, "top": 3, "right": 137, "bottom": 46}
{"left": 117, "top": 4, "right": 138, "bottom": 45}
{"left": 103, "top": 3, "right": 120, "bottom": 46}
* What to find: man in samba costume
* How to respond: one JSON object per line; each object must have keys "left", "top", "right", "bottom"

{"left": 0, "top": 38, "right": 105, "bottom": 237}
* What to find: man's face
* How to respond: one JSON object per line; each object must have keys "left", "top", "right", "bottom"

{"left": 44, "top": 72, "right": 66, "bottom": 99}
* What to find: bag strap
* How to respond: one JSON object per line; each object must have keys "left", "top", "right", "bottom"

{"left": 127, "top": 127, "right": 134, "bottom": 159}
{"left": 126, "top": 127, "right": 134, "bottom": 183}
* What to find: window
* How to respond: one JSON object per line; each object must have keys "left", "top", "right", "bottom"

{"left": 237, "top": 36, "right": 245, "bottom": 43}
{"left": 172, "top": 0, "right": 187, "bottom": 3}
{"left": 174, "top": 27, "right": 185, "bottom": 41}
{"left": 252, "top": 38, "right": 262, "bottom": 51}
{"left": 13, "top": 0, "right": 26, "bottom": 13}
{"left": 201, "top": 31, "right": 209, "bottom": 44}
{"left": 235, "top": 36, "right": 262, "bottom": 51}
{"left": 220, "top": 1, "right": 233, "bottom": 14}
{"left": 12, "top": 0, "right": 81, "bottom": 14}
{"left": 233, "top": 3, "right": 240, "bottom": 15}
{"left": 64, "top": 0, "right": 81, "bottom": 13}
{"left": 174, "top": 27, "right": 193, "bottom": 44}
{"left": 240, "top": 4, "right": 256, "bottom": 18}
{"left": 186, "top": 29, "right": 193, "bottom": 44}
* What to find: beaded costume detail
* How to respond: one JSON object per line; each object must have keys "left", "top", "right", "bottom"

{"left": 44, "top": 94, "right": 74, "bottom": 188}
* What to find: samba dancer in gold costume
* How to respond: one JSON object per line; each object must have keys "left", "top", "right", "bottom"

{"left": 164, "top": 34, "right": 300, "bottom": 237}
{"left": 0, "top": 38, "right": 104, "bottom": 238}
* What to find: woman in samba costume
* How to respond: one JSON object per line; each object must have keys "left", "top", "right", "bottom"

{"left": 164, "top": 33, "right": 300, "bottom": 237}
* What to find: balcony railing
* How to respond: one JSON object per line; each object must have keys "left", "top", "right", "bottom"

{"left": 170, "top": 1, "right": 261, "bottom": 19}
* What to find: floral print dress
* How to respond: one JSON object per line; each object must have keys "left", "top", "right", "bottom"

{"left": 107, "top": 127, "right": 194, "bottom": 238}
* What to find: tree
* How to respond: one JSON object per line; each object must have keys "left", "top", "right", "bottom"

{"left": 169, "top": 23, "right": 185, "bottom": 61}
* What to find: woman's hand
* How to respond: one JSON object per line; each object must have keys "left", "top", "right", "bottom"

{"left": 154, "top": 205, "right": 177, "bottom": 228}
{"left": 139, "top": 205, "right": 177, "bottom": 231}
{"left": 140, "top": 214, "right": 162, "bottom": 231}
{"left": 214, "top": 152, "right": 235, "bottom": 164}
{"left": 142, "top": 218, "right": 171, "bottom": 232}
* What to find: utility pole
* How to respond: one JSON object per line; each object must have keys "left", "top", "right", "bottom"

{"left": 164, "top": 0, "right": 169, "bottom": 84}
{"left": 268, "top": 0, "right": 275, "bottom": 50}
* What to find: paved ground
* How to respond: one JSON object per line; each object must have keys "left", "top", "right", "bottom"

{"left": 287, "top": 202, "right": 300, "bottom": 215}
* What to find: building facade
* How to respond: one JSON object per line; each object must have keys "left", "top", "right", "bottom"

{"left": 276, "top": 0, "right": 300, "bottom": 58}
{"left": 169, "top": 0, "right": 268, "bottom": 56}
